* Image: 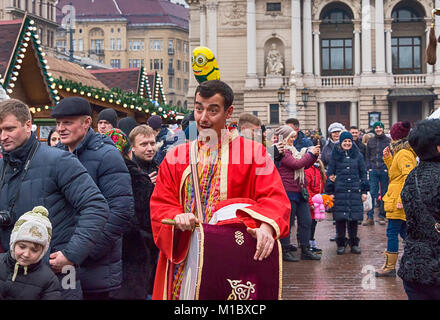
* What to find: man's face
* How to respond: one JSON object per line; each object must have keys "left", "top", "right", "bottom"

{"left": 240, "top": 123, "right": 261, "bottom": 142}
{"left": 350, "top": 129, "right": 359, "bottom": 141}
{"left": 132, "top": 134, "right": 156, "bottom": 162}
{"left": 0, "top": 114, "right": 32, "bottom": 152}
{"left": 374, "top": 126, "right": 384, "bottom": 136}
{"left": 56, "top": 116, "right": 90, "bottom": 151}
{"left": 287, "top": 123, "right": 299, "bottom": 131}
{"left": 97, "top": 120, "right": 113, "bottom": 135}
{"left": 194, "top": 93, "right": 233, "bottom": 140}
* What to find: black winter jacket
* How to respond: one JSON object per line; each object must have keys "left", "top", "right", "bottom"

{"left": 399, "top": 161, "right": 440, "bottom": 286}
{"left": 0, "top": 133, "right": 109, "bottom": 265}
{"left": 0, "top": 253, "right": 61, "bottom": 300}
{"left": 325, "top": 144, "right": 369, "bottom": 221}
{"left": 58, "top": 128, "right": 134, "bottom": 293}
{"left": 111, "top": 158, "right": 159, "bottom": 299}
{"left": 366, "top": 134, "right": 390, "bottom": 171}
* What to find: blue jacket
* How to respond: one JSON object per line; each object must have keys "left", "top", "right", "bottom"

{"left": 59, "top": 128, "right": 134, "bottom": 293}
{"left": 325, "top": 143, "right": 369, "bottom": 221}
{"left": 366, "top": 134, "right": 391, "bottom": 171}
{"left": 0, "top": 133, "right": 109, "bottom": 266}
{"left": 293, "top": 131, "right": 313, "bottom": 151}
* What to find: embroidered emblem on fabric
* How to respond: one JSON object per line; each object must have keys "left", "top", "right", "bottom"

{"left": 435, "top": 223, "right": 440, "bottom": 234}
{"left": 28, "top": 226, "right": 42, "bottom": 239}
{"left": 234, "top": 231, "right": 244, "bottom": 245}
{"left": 226, "top": 279, "right": 256, "bottom": 300}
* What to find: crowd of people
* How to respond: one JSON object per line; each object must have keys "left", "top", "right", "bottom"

{"left": 0, "top": 79, "right": 438, "bottom": 300}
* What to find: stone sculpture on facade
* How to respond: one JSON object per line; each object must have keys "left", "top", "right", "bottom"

{"left": 266, "top": 43, "right": 284, "bottom": 76}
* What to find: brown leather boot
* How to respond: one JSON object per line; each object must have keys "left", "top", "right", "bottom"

{"left": 375, "top": 251, "right": 398, "bottom": 277}
{"left": 362, "top": 218, "right": 374, "bottom": 226}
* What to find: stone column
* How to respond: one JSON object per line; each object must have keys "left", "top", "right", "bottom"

{"left": 319, "top": 102, "right": 326, "bottom": 135}
{"left": 292, "top": 0, "right": 302, "bottom": 74}
{"left": 246, "top": 0, "right": 257, "bottom": 77}
{"left": 385, "top": 19, "right": 393, "bottom": 74}
{"left": 361, "top": 0, "right": 372, "bottom": 73}
{"left": 200, "top": 5, "right": 206, "bottom": 46}
{"left": 350, "top": 101, "right": 358, "bottom": 127}
{"left": 391, "top": 100, "right": 398, "bottom": 124}
{"left": 303, "top": 0, "right": 313, "bottom": 75}
{"left": 375, "top": 0, "right": 385, "bottom": 73}
{"left": 206, "top": 1, "right": 218, "bottom": 54}
{"left": 426, "top": 18, "right": 434, "bottom": 74}
{"left": 353, "top": 20, "right": 361, "bottom": 75}
{"left": 312, "top": 20, "right": 321, "bottom": 76}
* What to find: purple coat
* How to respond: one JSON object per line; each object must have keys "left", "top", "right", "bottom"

{"left": 278, "top": 150, "right": 317, "bottom": 192}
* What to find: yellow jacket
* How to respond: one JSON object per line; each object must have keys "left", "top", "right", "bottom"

{"left": 382, "top": 143, "right": 417, "bottom": 221}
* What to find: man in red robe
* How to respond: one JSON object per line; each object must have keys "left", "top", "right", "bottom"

{"left": 150, "top": 80, "right": 290, "bottom": 300}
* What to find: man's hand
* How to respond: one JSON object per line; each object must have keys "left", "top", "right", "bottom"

{"left": 49, "top": 251, "right": 74, "bottom": 274}
{"left": 397, "top": 202, "right": 403, "bottom": 209}
{"left": 329, "top": 175, "right": 336, "bottom": 182}
{"left": 247, "top": 222, "right": 275, "bottom": 261}
{"left": 174, "top": 212, "right": 199, "bottom": 231}
{"left": 361, "top": 194, "right": 367, "bottom": 202}
{"left": 149, "top": 171, "right": 157, "bottom": 185}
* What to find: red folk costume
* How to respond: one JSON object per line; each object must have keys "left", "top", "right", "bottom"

{"left": 304, "top": 165, "right": 326, "bottom": 219}
{"left": 150, "top": 128, "right": 290, "bottom": 300}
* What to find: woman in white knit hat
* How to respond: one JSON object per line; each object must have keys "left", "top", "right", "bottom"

{"left": 0, "top": 206, "right": 61, "bottom": 300}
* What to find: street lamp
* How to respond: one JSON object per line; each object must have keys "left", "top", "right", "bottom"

{"left": 277, "top": 86, "right": 285, "bottom": 104}
{"left": 297, "top": 87, "right": 309, "bottom": 108}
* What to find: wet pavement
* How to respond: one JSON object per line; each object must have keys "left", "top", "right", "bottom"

{"left": 281, "top": 212, "right": 408, "bottom": 300}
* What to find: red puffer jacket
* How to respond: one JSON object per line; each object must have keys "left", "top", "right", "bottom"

{"left": 305, "top": 165, "right": 326, "bottom": 219}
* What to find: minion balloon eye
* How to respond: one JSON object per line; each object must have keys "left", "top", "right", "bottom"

{"left": 196, "top": 54, "right": 207, "bottom": 66}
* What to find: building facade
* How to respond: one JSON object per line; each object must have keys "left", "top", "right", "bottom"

{"left": 0, "top": 0, "right": 59, "bottom": 51}
{"left": 187, "top": 0, "right": 440, "bottom": 133}
{"left": 55, "top": 0, "right": 190, "bottom": 109}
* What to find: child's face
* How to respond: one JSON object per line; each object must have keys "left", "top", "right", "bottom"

{"left": 14, "top": 241, "right": 43, "bottom": 266}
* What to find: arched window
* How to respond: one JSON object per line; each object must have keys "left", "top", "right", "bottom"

{"left": 392, "top": 6, "right": 423, "bottom": 22}
{"left": 321, "top": 7, "right": 352, "bottom": 24}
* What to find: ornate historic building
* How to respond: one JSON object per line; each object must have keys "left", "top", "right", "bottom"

{"left": 0, "top": 0, "right": 59, "bottom": 51}
{"left": 55, "top": 0, "right": 190, "bottom": 109}
{"left": 187, "top": 0, "right": 440, "bottom": 132}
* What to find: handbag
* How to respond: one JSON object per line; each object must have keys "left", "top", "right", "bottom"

{"left": 363, "top": 192, "right": 372, "bottom": 212}
{"left": 301, "top": 186, "right": 309, "bottom": 202}
{"left": 178, "top": 140, "right": 282, "bottom": 300}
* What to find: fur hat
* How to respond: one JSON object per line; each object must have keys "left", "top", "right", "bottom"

{"left": 98, "top": 108, "right": 118, "bottom": 128}
{"left": 390, "top": 121, "right": 411, "bottom": 141}
{"left": 328, "top": 122, "right": 345, "bottom": 133}
{"left": 275, "top": 125, "right": 296, "bottom": 140}
{"left": 339, "top": 131, "right": 353, "bottom": 143}
{"left": 9, "top": 206, "right": 52, "bottom": 263}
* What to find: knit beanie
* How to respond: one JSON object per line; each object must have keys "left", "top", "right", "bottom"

{"left": 117, "top": 117, "right": 138, "bottom": 136}
{"left": 390, "top": 121, "right": 411, "bottom": 141}
{"left": 98, "top": 108, "right": 118, "bottom": 128}
{"left": 105, "top": 128, "right": 131, "bottom": 156}
{"left": 339, "top": 131, "right": 353, "bottom": 143}
{"left": 9, "top": 206, "right": 52, "bottom": 263}
{"left": 328, "top": 122, "right": 345, "bottom": 133}
{"left": 147, "top": 115, "right": 163, "bottom": 131}
{"left": 373, "top": 121, "right": 385, "bottom": 129}
{"left": 275, "top": 125, "right": 295, "bottom": 140}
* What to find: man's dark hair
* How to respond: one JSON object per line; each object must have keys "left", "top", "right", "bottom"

{"left": 286, "top": 118, "right": 299, "bottom": 127}
{"left": 409, "top": 119, "right": 440, "bottom": 161}
{"left": 194, "top": 80, "right": 234, "bottom": 109}
{"left": 0, "top": 99, "right": 31, "bottom": 125}
{"left": 350, "top": 126, "right": 359, "bottom": 130}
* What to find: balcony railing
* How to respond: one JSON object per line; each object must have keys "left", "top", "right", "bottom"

{"left": 320, "top": 76, "right": 354, "bottom": 87}
{"left": 168, "top": 48, "right": 174, "bottom": 55}
{"left": 89, "top": 49, "right": 104, "bottom": 56}
{"left": 168, "top": 67, "right": 175, "bottom": 75}
{"left": 393, "top": 74, "right": 427, "bottom": 86}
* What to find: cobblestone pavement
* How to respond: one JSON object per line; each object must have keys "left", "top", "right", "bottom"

{"left": 281, "top": 213, "right": 408, "bottom": 300}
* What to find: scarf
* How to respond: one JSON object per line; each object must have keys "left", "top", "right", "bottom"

{"left": 390, "top": 138, "right": 411, "bottom": 155}
{"left": 285, "top": 143, "right": 308, "bottom": 186}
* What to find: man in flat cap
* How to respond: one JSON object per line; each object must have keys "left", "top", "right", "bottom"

{"left": 51, "top": 97, "right": 134, "bottom": 300}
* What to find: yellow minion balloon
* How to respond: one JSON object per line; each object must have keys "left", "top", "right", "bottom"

{"left": 192, "top": 46, "right": 220, "bottom": 84}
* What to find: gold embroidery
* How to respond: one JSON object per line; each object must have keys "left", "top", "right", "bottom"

{"left": 226, "top": 279, "right": 256, "bottom": 300}
{"left": 234, "top": 231, "right": 244, "bottom": 245}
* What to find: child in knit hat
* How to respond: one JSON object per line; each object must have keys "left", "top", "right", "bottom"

{"left": 0, "top": 206, "right": 61, "bottom": 300}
